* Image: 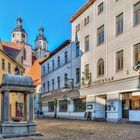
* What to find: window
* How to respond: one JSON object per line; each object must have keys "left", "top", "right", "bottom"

{"left": 116, "top": 50, "right": 123, "bottom": 71}
{"left": 76, "top": 42, "right": 80, "bottom": 57}
{"left": 116, "top": 13, "right": 123, "bottom": 35}
{"left": 47, "top": 63, "right": 50, "bottom": 73}
{"left": 23, "top": 49, "right": 26, "bottom": 60}
{"left": 84, "top": 64, "right": 89, "bottom": 79}
{"left": 57, "top": 56, "right": 60, "bottom": 67}
{"left": 97, "top": 25, "right": 104, "bottom": 45}
{"left": 97, "top": 59, "right": 104, "bottom": 76}
{"left": 43, "top": 83, "right": 45, "bottom": 93}
{"left": 134, "top": 43, "right": 140, "bottom": 65}
{"left": 98, "top": 2, "right": 103, "bottom": 15}
{"left": 2, "top": 59, "right": 5, "bottom": 70}
{"left": 64, "top": 73, "right": 68, "bottom": 85}
{"left": 74, "top": 98, "right": 86, "bottom": 112}
{"left": 64, "top": 51, "right": 68, "bottom": 64}
{"left": 84, "top": 16, "right": 89, "bottom": 26}
{"left": 47, "top": 81, "right": 50, "bottom": 92}
{"left": 132, "top": 100, "right": 140, "bottom": 110}
{"left": 134, "top": 2, "right": 140, "bottom": 26}
{"left": 52, "top": 79, "right": 55, "bottom": 90}
{"left": 57, "top": 77, "right": 60, "bottom": 88}
{"left": 85, "top": 35, "right": 89, "bottom": 52}
{"left": 59, "top": 100, "right": 67, "bottom": 112}
{"left": 43, "top": 66, "right": 46, "bottom": 76}
{"left": 48, "top": 101, "right": 54, "bottom": 112}
{"left": 21, "top": 56, "right": 24, "bottom": 63}
{"left": 8, "top": 63, "right": 11, "bottom": 73}
{"left": 52, "top": 60, "right": 54, "bottom": 70}
{"left": 76, "top": 68, "right": 80, "bottom": 83}
{"left": 76, "top": 24, "right": 80, "bottom": 32}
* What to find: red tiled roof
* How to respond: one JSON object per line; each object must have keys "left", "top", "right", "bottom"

{"left": 27, "top": 58, "right": 43, "bottom": 85}
{"left": 2, "top": 41, "right": 23, "bottom": 50}
{"left": 70, "top": 0, "right": 95, "bottom": 22}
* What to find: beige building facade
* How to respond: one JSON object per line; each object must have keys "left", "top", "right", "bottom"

{"left": 71, "top": 0, "right": 140, "bottom": 122}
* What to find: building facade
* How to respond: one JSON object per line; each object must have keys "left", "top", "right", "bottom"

{"left": 70, "top": 0, "right": 140, "bottom": 122}
{"left": 0, "top": 43, "right": 25, "bottom": 120}
{"left": 40, "top": 40, "right": 85, "bottom": 119}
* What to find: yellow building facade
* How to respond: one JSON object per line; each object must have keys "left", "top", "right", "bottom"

{"left": 0, "top": 46, "right": 25, "bottom": 120}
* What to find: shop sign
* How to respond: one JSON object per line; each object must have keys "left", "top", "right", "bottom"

{"left": 87, "top": 105, "right": 93, "bottom": 109}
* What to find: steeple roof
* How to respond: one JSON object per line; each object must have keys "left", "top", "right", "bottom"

{"left": 13, "top": 17, "right": 26, "bottom": 33}
{"left": 35, "top": 26, "right": 47, "bottom": 42}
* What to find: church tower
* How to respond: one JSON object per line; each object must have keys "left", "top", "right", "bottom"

{"left": 12, "top": 18, "right": 28, "bottom": 44}
{"left": 34, "top": 26, "right": 49, "bottom": 58}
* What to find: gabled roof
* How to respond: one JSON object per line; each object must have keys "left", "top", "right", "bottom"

{"left": 2, "top": 45, "right": 20, "bottom": 59}
{"left": 0, "top": 48, "right": 24, "bottom": 71}
{"left": 1, "top": 41, "right": 29, "bottom": 61}
{"left": 70, "top": 0, "right": 96, "bottom": 23}
{"left": 40, "top": 39, "right": 71, "bottom": 65}
{"left": 2, "top": 41, "right": 23, "bottom": 50}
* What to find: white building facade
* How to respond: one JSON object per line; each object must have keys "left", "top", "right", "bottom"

{"left": 70, "top": 0, "right": 140, "bottom": 122}
{"left": 41, "top": 40, "right": 86, "bottom": 119}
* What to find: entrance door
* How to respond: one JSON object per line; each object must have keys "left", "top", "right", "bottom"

{"left": 122, "top": 100, "right": 130, "bottom": 118}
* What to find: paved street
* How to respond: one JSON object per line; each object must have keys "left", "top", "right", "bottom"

{"left": 5, "top": 119, "right": 140, "bottom": 140}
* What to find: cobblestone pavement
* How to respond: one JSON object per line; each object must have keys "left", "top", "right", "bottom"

{"left": 5, "top": 119, "right": 140, "bottom": 140}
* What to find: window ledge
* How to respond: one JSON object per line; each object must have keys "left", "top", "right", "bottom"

{"left": 97, "top": 42, "right": 104, "bottom": 47}
{"left": 116, "top": 32, "right": 123, "bottom": 37}
{"left": 116, "top": 69, "right": 123, "bottom": 73}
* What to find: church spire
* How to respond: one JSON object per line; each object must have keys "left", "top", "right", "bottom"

{"left": 34, "top": 26, "right": 49, "bottom": 59}
{"left": 17, "top": 17, "right": 22, "bottom": 27}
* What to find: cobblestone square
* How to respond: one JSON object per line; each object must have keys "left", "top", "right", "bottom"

{"left": 6, "top": 119, "right": 140, "bottom": 140}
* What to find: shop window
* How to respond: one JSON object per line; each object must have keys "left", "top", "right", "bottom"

{"left": 59, "top": 100, "right": 67, "bottom": 112}
{"left": 132, "top": 100, "right": 140, "bottom": 110}
{"left": 74, "top": 98, "right": 86, "bottom": 112}
{"left": 48, "top": 101, "right": 54, "bottom": 112}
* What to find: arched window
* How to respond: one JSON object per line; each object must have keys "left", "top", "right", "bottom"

{"left": 23, "top": 49, "right": 26, "bottom": 60}
{"left": 97, "top": 58, "right": 104, "bottom": 76}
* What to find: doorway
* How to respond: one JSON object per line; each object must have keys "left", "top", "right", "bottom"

{"left": 122, "top": 100, "right": 130, "bottom": 118}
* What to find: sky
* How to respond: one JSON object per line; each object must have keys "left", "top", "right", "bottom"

{"left": 0, "top": 0, "right": 87, "bottom": 51}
